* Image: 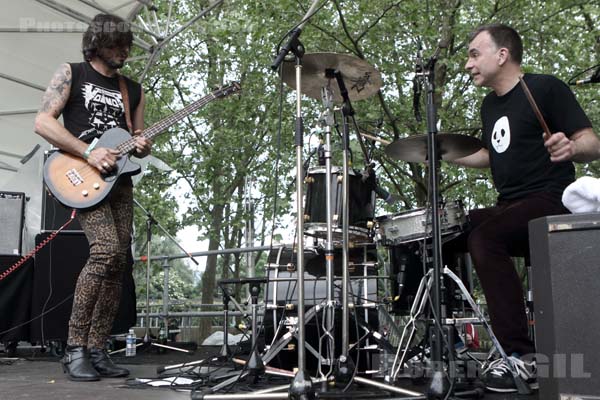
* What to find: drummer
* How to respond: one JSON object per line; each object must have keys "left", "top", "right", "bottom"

{"left": 449, "top": 23, "right": 600, "bottom": 392}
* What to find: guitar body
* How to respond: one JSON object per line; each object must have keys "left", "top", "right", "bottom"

{"left": 43, "top": 127, "right": 141, "bottom": 209}
{"left": 42, "top": 81, "right": 241, "bottom": 210}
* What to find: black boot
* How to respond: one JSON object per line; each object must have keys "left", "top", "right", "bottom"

{"left": 61, "top": 346, "right": 100, "bottom": 381}
{"left": 89, "top": 348, "right": 130, "bottom": 377}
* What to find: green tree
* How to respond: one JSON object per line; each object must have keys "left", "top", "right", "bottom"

{"left": 125, "top": 0, "right": 599, "bottom": 341}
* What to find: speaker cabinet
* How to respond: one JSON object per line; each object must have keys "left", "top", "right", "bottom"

{"left": 30, "top": 232, "right": 136, "bottom": 342}
{"left": 0, "top": 191, "right": 25, "bottom": 256}
{"left": 0, "top": 255, "right": 33, "bottom": 342}
{"left": 529, "top": 213, "right": 600, "bottom": 399}
{"left": 41, "top": 150, "right": 82, "bottom": 232}
{"left": 41, "top": 188, "right": 82, "bottom": 232}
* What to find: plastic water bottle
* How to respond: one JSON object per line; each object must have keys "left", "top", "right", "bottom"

{"left": 126, "top": 328, "right": 136, "bottom": 357}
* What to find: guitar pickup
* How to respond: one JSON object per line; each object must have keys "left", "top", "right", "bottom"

{"left": 66, "top": 169, "right": 84, "bottom": 186}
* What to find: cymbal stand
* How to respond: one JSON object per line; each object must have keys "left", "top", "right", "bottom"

{"left": 315, "top": 84, "right": 336, "bottom": 381}
{"left": 134, "top": 198, "right": 196, "bottom": 354}
{"left": 414, "top": 52, "right": 531, "bottom": 398}
{"left": 328, "top": 71, "right": 423, "bottom": 398}
{"left": 332, "top": 69, "right": 354, "bottom": 383}
{"left": 417, "top": 50, "right": 448, "bottom": 400}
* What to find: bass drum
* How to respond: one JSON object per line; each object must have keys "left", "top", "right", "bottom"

{"left": 304, "top": 166, "right": 375, "bottom": 241}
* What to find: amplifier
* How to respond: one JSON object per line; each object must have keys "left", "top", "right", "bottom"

{"left": 529, "top": 213, "right": 600, "bottom": 399}
{"left": 30, "top": 232, "right": 136, "bottom": 342}
{"left": 0, "top": 191, "right": 25, "bottom": 256}
{"left": 0, "top": 255, "right": 34, "bottom": 342}
{"left": 42, "top": 150, "right": 82, "bottom": 232}
{"left": 41, "top": 188, "right": 83, "bottom": 232}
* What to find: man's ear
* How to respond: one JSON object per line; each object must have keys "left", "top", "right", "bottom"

{"left": 498, "top": 47, "right": 509, "bottom": 66}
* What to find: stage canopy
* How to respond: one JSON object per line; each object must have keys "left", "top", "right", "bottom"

{"left": 0, "top": 0, "right": 215, "bottom": 251}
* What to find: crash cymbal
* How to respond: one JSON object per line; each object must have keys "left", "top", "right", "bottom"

{"left": 385, "top": 133, "right": 483, "bottom": 162}
{"left": 281, "top": 52, "right": 382, "bottom": 103}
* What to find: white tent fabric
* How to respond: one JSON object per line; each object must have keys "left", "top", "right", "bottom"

{"left": 0, "top": 0, "right": 143, "bottom": 252}
{"left": 1, "top": 0, "right": 219, "bottom": 253}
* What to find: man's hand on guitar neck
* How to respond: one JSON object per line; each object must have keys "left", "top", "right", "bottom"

{"left": 132, "top": 129, "right": 152, "bottom": 158}
{"left": 87, "top": 147, "right": 121, "bottom": 173}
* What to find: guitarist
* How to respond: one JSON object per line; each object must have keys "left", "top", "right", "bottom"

{"left": 34, "top": 14, "right": 152, "bottom": 381}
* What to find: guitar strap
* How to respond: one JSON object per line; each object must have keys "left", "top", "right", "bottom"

{"left": 117, "top": 75, "right": 133, "bottom": 134}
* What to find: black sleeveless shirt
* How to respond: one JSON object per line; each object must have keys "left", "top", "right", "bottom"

{"left": 63, "top": 62, "right": 142, "bottom": 143}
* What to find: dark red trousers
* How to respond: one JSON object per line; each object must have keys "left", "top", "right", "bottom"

{"left": 449, "top": 191, "right": 568, "bottom": 356}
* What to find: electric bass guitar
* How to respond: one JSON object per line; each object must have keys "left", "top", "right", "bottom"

{"left": 43, "top": 82, "right": 241, "bottom": 209}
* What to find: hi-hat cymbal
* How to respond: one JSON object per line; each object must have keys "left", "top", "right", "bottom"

{"left": 281, "top": 52, "right": 382, "bottom": 103}
{"left": 385, "top": 133, "right": 483, "bottom": 162}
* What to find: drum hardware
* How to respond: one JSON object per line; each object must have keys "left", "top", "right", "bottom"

{"left": 280, "top": 52, "right": 383, "bottom": 104}
{"left": 376, "top": 201, "right": 467, "bottom": 246}
{"left": 303, "top": 165, "right": 375, "bottom": 242}
{"left": 385, "top": 133, "right": 483, "bottom": 163}
{"left": 288, "top": 60, "right": 377, "bottom": 384}
{"left": 279, "top": 39, "right": 420, "bottom": 399}
{"left": 383, "top": 48, "right": 529, "bottom": 397}
{"left": 388, "top": 267, "right": 531, "bottom": 394}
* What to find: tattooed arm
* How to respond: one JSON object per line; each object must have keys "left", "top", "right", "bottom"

{"left": 34, "top": 64, "right": 88, "bottom": 157}
{"left": 34, "top": 64, "right": 119, "bottom": 172}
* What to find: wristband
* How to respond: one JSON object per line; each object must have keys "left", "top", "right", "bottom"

{"left": 82, "top": 138, "right": 99, "bottom": 160}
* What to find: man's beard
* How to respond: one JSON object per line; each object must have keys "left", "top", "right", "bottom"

{"left": 102, "top": 57, "right": 125, "bottom": 69}
{"left": 98, "top": 51, "right": 125, "bottom": 69}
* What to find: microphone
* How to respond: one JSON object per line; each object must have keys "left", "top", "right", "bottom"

{"left": 271, "top": 0, "right": 323, "bottom": 70}
{"left": 413, "top": 76, "right": 422, "bottom": 122}
{"left": 317, "top": 141, "right": 325, "bottom": 165}
{"left": 396, "top": 253, "right": 408, "bottom": 299}
{"left": 374, "top": 185, "right": 397, "bottom": 205}
{"left": 572, "top": 66, "right": 600, "bottom": 85}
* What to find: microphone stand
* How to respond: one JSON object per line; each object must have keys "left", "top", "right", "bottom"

{"left": 416, "top": 52, "right": 450, "bottom": 399}
{"left": 271, "top": 2, "right": 322, "bottom": 397}
{"left": 133, "top": 198, "right": 198, "bottom": 354}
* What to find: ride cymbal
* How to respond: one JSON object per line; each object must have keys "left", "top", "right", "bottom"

{"left": 281, "top": 52, "right": 382, "bottom": 103}
{"left": 385, "top": 133, "right": 483, "bottom": 162}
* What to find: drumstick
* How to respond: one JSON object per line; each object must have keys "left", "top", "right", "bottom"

{"left": 359, "top": 131, "right": 391, "bottom": 145}
{"left": 518, "top": 76, "right": 552, "bottom": 141}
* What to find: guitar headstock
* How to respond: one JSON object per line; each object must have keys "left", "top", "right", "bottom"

{"left": 213, "top": 82, "right": 242, "bottom": 98}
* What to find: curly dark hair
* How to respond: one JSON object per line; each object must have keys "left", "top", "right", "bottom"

{"left": 82, "top": 14, "right": 133, "bottom": 61}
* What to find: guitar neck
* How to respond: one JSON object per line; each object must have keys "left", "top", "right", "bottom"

{"left": 115, "top": 82, "right": 240, "bottom": 155}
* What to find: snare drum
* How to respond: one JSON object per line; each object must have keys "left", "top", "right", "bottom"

{"left": 376, "top": 201, "right": 466, "bottom": 245}
{"left": 304, "top": 166, "right": 374, "bottom": 241}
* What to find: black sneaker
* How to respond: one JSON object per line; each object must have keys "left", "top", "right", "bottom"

{"left": 481, "top": 355, "right": 538, "bottom": 393}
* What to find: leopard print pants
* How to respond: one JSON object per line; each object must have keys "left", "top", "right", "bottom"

{"left": 67, "top": 180, "right": 133, "bottom": 349}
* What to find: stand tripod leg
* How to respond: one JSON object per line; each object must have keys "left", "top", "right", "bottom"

{"left": 219, "top": 288, "right": 232, "bottom": 359}
{"left": 443, "top": 267, "right": 532, "bottom": 395}
{"left": 390, "top": 270, "right": 433, "bottom": 380}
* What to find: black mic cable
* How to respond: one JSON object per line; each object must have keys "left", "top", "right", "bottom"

{"left": 569, "top": 63, "right": 600, "bottom": 86}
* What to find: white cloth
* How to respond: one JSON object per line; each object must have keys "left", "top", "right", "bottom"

{"left": 562, "top": 176, "right": 600, "bottom": 213}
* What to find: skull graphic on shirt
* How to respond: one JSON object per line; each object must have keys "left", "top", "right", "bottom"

{"left": 491, "top": 116, "right": 510, "bottom": 153}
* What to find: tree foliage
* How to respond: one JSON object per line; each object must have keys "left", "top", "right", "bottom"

{"left": 124, "top": 0, "right": 599, "bottom": 340}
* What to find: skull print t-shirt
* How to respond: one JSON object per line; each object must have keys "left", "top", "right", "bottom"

{"left": 480, "top": 73, "right": 592, "bottom": 200}
{"left": 63, "top": 62, "right": 141, "bottom": 143}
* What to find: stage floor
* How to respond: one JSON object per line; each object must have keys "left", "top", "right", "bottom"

{"left": 0, "top": 346, "right": 538, "bottom": 400}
